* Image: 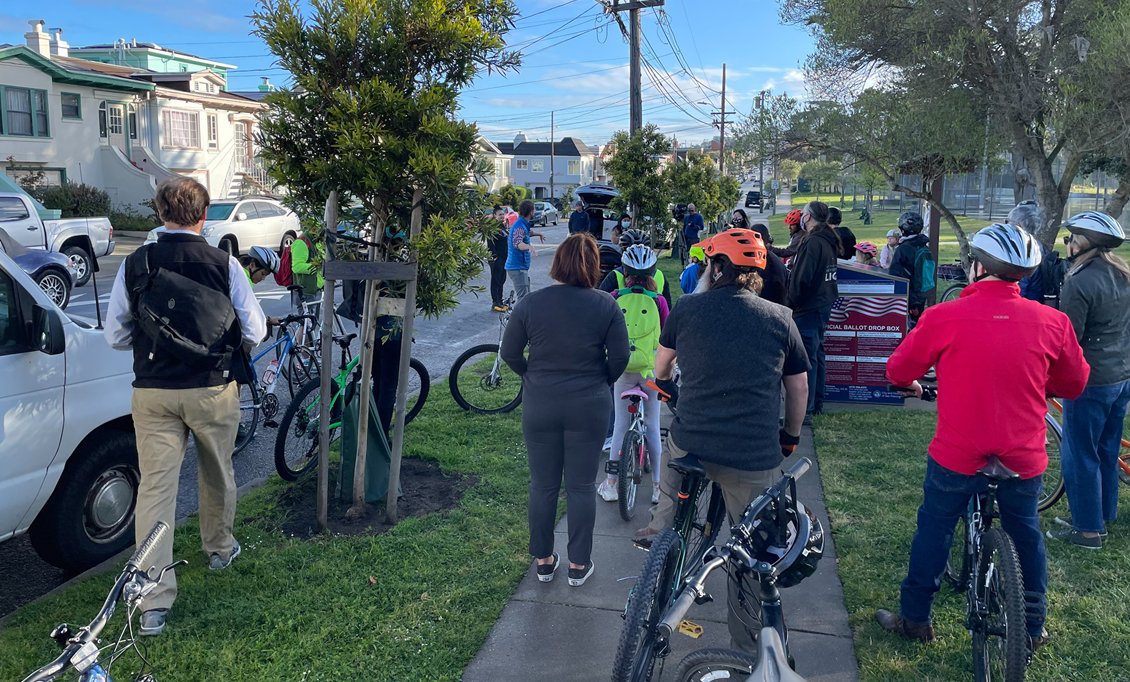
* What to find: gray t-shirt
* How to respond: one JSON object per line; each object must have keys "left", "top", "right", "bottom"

{"left": 660, "top": 285, "right": 809, "bottom": 471}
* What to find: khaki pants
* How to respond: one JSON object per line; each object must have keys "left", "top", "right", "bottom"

{"left": 132, "top": 383, "right": 240, "bottom": 612}
{"left": 646, "top": 432, "right": 779, "bottom": 652}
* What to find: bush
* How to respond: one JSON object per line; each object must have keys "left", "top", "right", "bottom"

{"left": 109, "top": 210, "right": 159, "bottom": 231}
{"left": 38, "top": 182, "right": 112, "bottom": 218}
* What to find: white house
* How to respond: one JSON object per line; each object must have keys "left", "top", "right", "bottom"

{"left": 472, "top": 136, "right": 513, "bottom": 193}
{"left": 493, "top": 133, "right": 596, "bottom": 199}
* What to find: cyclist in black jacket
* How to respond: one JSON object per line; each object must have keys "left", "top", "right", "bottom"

{"left": 787, "top": 201, "right": 840, "bottom": 419}
{"left": 889, "top": 211, "right": 931, "bottom": 324}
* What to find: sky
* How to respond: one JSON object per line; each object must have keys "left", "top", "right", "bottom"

{"left": 2, "top": 0, "right": 815, "bottom": 147}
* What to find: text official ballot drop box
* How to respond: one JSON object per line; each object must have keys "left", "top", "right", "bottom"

{"left": 824, "top": 261, "right": 909, "bottom": 405}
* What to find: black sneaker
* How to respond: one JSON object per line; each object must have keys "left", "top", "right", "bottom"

{"left": 1046, "top": 527, "right": 1102, "bottom": 549}
{"left": 536, "top": 553, "right": 560, "bottom": 583}
{"left": 568, "top": 561, "right": 594, "bottom": 587}
{"left": 1053, "top": 516, "right": 1107, "bottom": 537}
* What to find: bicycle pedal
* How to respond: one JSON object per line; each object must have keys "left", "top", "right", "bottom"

{"left": 605, "top": 460, "right": 620, "bottom": 476}
{"left": 264, "top": 420, "right": 279, "bottom": 429}
{"left": 677, "top": 620, "right": 704, "bottom": 639}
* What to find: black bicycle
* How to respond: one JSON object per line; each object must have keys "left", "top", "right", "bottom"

{"left": 613, "top": 458, "right": 824, "bottom": 682}
{"left": 23, "top": 522, "right": 182, "bottom": 682}
{"left": 448, "top": 291, "right": 523, "bottom": 414}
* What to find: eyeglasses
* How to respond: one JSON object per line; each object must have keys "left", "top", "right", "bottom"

{"left": 1063, "top": 234, "right": 1073, "bottom": 245}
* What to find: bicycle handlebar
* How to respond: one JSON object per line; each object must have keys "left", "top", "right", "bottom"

{"left": 269, "top": 313, "right": 319, "bottom": 328}
{"left": 128, "top": 520, "right": 168, "bottom": 571}
{"left": 734, "top": 457, "right": 811, "bottom": 537}
{"left": 887, "top": 383, "right": 938, "bottom": 402}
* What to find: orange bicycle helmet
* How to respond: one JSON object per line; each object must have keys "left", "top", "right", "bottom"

{"left": 784, "top": 209, "right": 802, "bottom": 226}
{"left": 698, "top": 228, "right": 767, "bottom": 270}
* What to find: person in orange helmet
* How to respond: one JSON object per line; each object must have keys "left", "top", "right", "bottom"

{"left": 771, "top": 209, "right": 805, "bottom": 263}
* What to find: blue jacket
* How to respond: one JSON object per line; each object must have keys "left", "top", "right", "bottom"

{"left": 505, "top": 217, "right": 532, "bottom": 271}
{"left": 680, "top": 262, "right": 701, "bottom": 294}
{"left": 683, "top": 213, "right": 705, "bottom": 239}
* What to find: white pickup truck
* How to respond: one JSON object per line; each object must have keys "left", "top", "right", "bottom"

{"left": 0, "top": 247, "right": 138, "bottom": 571}
{"left": 0, "top": 192, "right": 115, "bottom": 287}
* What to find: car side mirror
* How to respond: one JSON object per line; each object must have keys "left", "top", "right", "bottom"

{"left": 30, "top": 304, "right": 65, "bottom": 355}
{"left": 236, "top": 212, "right": 248, "bottom": 222}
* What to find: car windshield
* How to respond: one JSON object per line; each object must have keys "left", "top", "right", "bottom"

{"left": 206, "top": 203, "right": 237, "bottom": 221}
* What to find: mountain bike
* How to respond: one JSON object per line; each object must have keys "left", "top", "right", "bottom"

{"left": 234, "top": 314, "right": 320, "bottom": 455}
{"left": 937, "top": 262, "right": 968, "bottom": 304}
{"left": 1038, "top": 397, "right": 1130, "bottom": 511}
{"left": 23, "top": 522, "right": 182, "bottom": 682}
{"left": 274, "top": 332, "right": 429, "bottom": 481}
{"left": 606, "top": 384, "right": 655, "bottom": 522}
{"left": 613, "top": 458, "right": 821, "bottom": 682}
{"left": 449, "top": 291, "right": 523, "bottom": 414}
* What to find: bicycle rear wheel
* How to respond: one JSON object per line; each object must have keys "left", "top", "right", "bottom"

{"left": 274, "top": 377, "right": 340, "bottom": 481}
{"left": 612, "top": 528, "right": 683, "bottom": 682}
{"left": 684, "top": 482, "right": 726, "bottom": 577}
{"left": 404, "top": 358, "right": 430, "bottom": 425}
{"left": 285, "top": 345, "right": 319, "bottom": 398}
{"left": 673, "top": 647, "right": 759, "bottom": 682}
{"left": 618, "top": 429, "right": 645, "bottom": 522}
{"left": 449, "top": 343, "right": 522, "bottom": 414}
{"left": 234, "top": 382, "right": 260, "bottom": 456}
{"left": 1038, "top": 414, "right": 1065, "bottom": 512}
{"left": 940, "top": 283, "right": 966, "bottom": 303}
{"left": 972, "top": 528, "right": 1028, "bottom": 682}
{"left": 944, "top": 520, "right": 971, "bottom": 592}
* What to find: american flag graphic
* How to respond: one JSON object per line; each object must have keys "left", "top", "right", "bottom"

{"left": 829, "top": 297, "right": 908, "bottom": 323}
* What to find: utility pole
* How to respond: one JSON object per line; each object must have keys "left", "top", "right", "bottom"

{"left": 550, "top": 111, "right": 555, "bottom": 200}
{"left": 708, "top": 63, "right": 737, "bottom": 178}
{"left": 606, "top": 0, "right": 664, "bottom": 136}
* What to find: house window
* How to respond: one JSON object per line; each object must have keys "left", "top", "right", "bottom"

{"left": 98, "top": 102, "right": 107, "bottom": 137}
{"left": 128, "top": 108, "right": 137, "bottom": 140}
{"left": 568, "top": 160, "right": 580, "bottom": 175}
{"left": 532, "top": 160, "right": 545, "bottom": 173}
{"left": 61, "top": 93, "right": 81, "bottom": 120}
{"left": 108, "top": 106, "right": 123, "bottom": 135}
{"left": 2, "top": 87, "right": 49, "bottom": 137}
{"left": 161, "top": 110, "right": 200, "bottom": 148}
{"left": 207, "top": 114, "right": 218, "bottom": 148}
{"left": 515, "top": 159, "right": 528, "bottom": 170}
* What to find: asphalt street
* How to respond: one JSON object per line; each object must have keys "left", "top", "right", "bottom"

{"left": 1, "top": 185, "right": 777, "bottom": 617}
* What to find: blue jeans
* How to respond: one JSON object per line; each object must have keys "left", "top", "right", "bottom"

{"left": 1061, "top": 379, "right": 1130, "bottom": 533}
{"left": 793, "top": 304, "right": 833, "bottom": 414}
{"left": 900, "top": 458, "right": 1047, "bottom": 638}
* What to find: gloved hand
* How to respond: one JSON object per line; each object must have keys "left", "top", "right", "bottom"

{"left": 779, "top": 429, "right": 800, "bottom": 457}
{"left": 648, "top": 378, "right": 679, "bottom": 409}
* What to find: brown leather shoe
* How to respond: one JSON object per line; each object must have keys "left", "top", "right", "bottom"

{"left": 876, "top": 609, "right": 936, "bottom": 642}
{"left": 1030, "top": 628, "right": 1051, "bottom": 653}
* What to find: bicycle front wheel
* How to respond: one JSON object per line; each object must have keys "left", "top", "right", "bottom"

{"left": 618, "top": 429, "right": 645, "bottom": 522}
{"left": 274, "top": 378, "right": 340, "bottom": 481}
{"left": 940, "top": 283, "right": 966, "bottom": 303}
{"left": 972, "top": 528, "right": 1028, "bottom": 682}
{"left": 234, "top": 382, "right": 260, "bottom": 456}
{"left": 448, "top": 343, "right": 523, "bottom": 414}
{"left": 1038, "top": 414, "right": 1065, "bottom": 512}
{"left": 612, "top": 528, "right": 683, "bottom": 682}
{"left": 684, "top": 482, "right": 726, "bottom": 577}
{"left": 673, "top": 647, "right": 759, "bottom": 682}
{"left": 404, "top": 358, "right": 430, "bottom": 425}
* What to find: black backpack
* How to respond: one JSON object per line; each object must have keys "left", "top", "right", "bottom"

{"left": 127, "top": 245, "right": 238, "bottom": 369}
{"left": 1035, "top": 250, "right": 1068, "bottom": 309}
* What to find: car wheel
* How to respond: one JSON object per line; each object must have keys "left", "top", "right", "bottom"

{"left": 281, "top": 232, "right": 297, "bottom": 252}
{"left": 62, "top": 245, "right": 93, "bottom": 287}
{"left": 552, "top": 215, "right": 558, "bottom": 225}
{"left": 219, "top": 237, "right": 237, "bottom": 256}
{"left": 29, "top": 431, "right": 139, "bottom": 571}
{"left": 36, "top": 269, "right": 71, "bottom": 309}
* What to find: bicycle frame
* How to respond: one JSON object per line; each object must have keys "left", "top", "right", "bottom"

{"left": 484, "top": 294, "right": 514, "bottom": 384}
{"left": 298, "top": 353, "right": 360, "bottom": 432}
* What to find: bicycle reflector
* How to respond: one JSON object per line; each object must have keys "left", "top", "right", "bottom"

{"left": 627, "top": 403, "right": 638, "bottom": 415}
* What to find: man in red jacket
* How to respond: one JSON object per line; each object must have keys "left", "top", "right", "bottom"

{"left": 876, "top": 224, "right": 1089, "bottom": 651}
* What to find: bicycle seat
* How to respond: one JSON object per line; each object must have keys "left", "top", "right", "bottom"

{"left": 748, "top": 627, "right": 808, "bottom": 682}
{"left": 978, "top": 457, "right": 1020, "bottom": 481}
{"left": 333, "top": 333, "right": 357, "bottom": 348}
{"left": 668, "top": 455, "right": 706, "bottom": 478}
{"left": 620, "top": 386, "right": 649, "bottom": 401}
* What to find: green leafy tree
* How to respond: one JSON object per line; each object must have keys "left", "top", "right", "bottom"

{"left": 664, "top": 153, "right": 738, "bottom": 231}
{"left": 799, "top": 159, "right": 840, "bottom": 199}
{"left": 604, "top": 124, "right": 672, "bottom": 244}
{"left": 778, "top": 159, "right": 801, "bottom": 190}
{"left": 498, "top": 183, "right": 528, "bottom": 209}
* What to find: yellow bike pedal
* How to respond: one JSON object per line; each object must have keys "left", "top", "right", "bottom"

{"left": 677, "top": 620, "right": 704, "bottom": 639}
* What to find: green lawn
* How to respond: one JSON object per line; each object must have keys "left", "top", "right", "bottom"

{"left": 815, "top": 410, "right": 1130, "bottom": 681}
{"left": 0, "top": 390, "right": 531, "bottom": 682}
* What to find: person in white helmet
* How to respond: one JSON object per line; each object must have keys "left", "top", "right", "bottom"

{"left": 1048, "top": 211, "right": 1130, "bottom": 550}
{"left": 878, "top": 223, "right": 1089, "bottom": 650}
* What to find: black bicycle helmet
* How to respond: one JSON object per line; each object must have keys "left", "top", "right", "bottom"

{"left": 619, "top": 228, "right": 650, "bottom": 248}
{"left": 740, "top": 499, "right": 825, "bottom": 589}
{"left": 898, "top": 211, "right": 924, "bottom": 236}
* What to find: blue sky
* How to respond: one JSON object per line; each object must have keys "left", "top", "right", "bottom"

{"left": 3, "top": 0, "right": 814, "bottom": 147}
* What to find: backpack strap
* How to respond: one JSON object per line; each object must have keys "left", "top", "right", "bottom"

{"left": 617, "top": 286, "right": 658, "bottom": 299}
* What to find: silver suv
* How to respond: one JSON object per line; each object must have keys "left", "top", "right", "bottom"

{"left": 146, "top": 196, "right": 301, "bottom": 256}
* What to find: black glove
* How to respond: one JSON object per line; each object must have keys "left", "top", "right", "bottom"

{"left": 649, "top": 378, "right": 679, "bottom": 409}
{"left": 779, "top": 429, "right": 800, "bottom": 457}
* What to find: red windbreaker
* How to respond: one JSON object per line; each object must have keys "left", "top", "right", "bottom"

{"left": 887, "top": 280, "right": 1090, "bottom": 479}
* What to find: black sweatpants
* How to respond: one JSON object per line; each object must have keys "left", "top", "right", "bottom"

{"left": 489, "top": 254, "right": 507, "bottom": 306}
{"left": 523, "top": 386, "right": 611, "bottom": 566}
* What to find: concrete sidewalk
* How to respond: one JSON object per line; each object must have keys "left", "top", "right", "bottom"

{"left": 463, "top": 425, "right": 860, "bottom": 681}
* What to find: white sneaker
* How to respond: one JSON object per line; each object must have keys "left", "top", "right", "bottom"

{"left": 597, "top": 479, "right": 618, "bottom": 502}
{"left": 651, "top": 487, "right": 661, "bottom": 505}
{"left": 602, "top": 437, "right": 613, "bottom": 452}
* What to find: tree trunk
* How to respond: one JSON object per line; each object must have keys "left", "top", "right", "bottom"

{"left": 892, "top": 179, "right": 970, "bottom": 265}
{"left": 346, "top": 222, "right": 383, "bottom": 521}
{"left": 1007, "top": 121, "right": 1081, "bottom": 249}
{"left": 1105, "top": 176, "right": 1130, "bottom": 218}
{"left": 316, "top": 192, "right": 339, "bottom": 532}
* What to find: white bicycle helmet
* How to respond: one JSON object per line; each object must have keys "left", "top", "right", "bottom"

{"left": 1064, "top": 211, "right": 1126, "bottom": 249}
{"left": 969, "top": 223, "right": 1041, "bottom": 281}
{"left": 621, "top": 244, "right": 658, "bottom": 278}
{"left": 248, "top": 245, "right": 281, "bottom": 274}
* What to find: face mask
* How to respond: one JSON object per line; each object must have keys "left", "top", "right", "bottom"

{"left": 623, "top": 221, "right": 631, "bottom": 228}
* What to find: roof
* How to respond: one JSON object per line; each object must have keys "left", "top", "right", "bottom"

{"left": 0, "top": 46, "right": 154, "bottom": 92}
{"left": 73, "top": 43, "right": 237, "bottom": 70}
{"left": 231, "top": 91, "right": 269, "bottom": 101}
{"left": 494, "top": 137, "right": 591, "bottom": 157}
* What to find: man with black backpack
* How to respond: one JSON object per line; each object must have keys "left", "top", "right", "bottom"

{"left": 889, "top": 211, "right": 935, "bottom": 327}
{"left": 104, "top": 178, "right": 267, "bottom": 637}
{"left": 1009, "top": 201, "right": 1068, "bottom": 308}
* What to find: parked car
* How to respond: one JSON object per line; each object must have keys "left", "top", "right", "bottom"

{"left": 145, "top": 196, "right": 301, "bottom": 256}
{"left": 745, "top": 190, "right": 763, "bottom": 209}
{"left": 0, "top": 230, "right": 74, "bottom": 309}
{"left": 0, "top": 248, "right": 138, "bottom": 570}
{"left": 533, "top": 201, "right": 559, "bottom": 227}
{"left": 0, "top": 192, "right": 114, "bottom": 287}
